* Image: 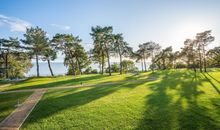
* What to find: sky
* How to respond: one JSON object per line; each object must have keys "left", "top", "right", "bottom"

{"left": 0, "top": 0, "right": 220, "bottom": 62}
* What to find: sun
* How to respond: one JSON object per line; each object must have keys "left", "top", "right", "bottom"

{"left": 174, "top": 20, "right": 213, "bottom": 39}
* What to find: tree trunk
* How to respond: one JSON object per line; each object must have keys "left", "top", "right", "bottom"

{"left": 101, "top": 51, "right": 104, "bottom": 75}
{"left": 193, "top": 61, "right": 196, "bottom": 73}
{"left": 118, "top": 46, "right": 123, "bottom": 75}
{"left": 71, "top": 63, "right": 76, "bottom": 76}
{"left": 99, "top": 62, "right": 101, "bottom": 74}
{"left": 141, "top": 58, "right": 144, "bottom": 72}
{"left": 152, "top": 51, "right": 154, "bottom": 72}
{"left": 47, "top": 59, "right": 54, "bottom": 76}
{"left": 69, "top": 52, "right": 76, "bottom": 76}
{"left": 204, "top": 58, "right": 207, "bottom": 72}
{"left": 143, "top": 58, "right": 147, "bottom": 72}
{"left": 71, "top": 59, "right": 76, "bottom": 76}
{"left": 203, "top": 46, "right": 207, "bottom": 72}
{"left": 76, "top": 58, "right": 82, "bottom": 75}
{"left": 36, "top": 54, "right": 40, "bottom": 77}
{"left": 107, "top": 52, "right": 111, "bottom": 76}
{"left": 143, "top": 53, "right": 147, "bottom": 72}
{"left": 162, "top": 58, "right": 165, "bottom": 70}
{"left": 186, "top": 59, "right": 190, "bottom": 69}
{"left": 104, "top": 43, "right": 111, "bottom": 76}
{"left": 198, "top": 49, "right": 202, "bottom": 72}
{"left": 193, "top": 66, "right": 196, "bottom": 73}
{"left": 5, "top": 53, "right": 8, "bottom": 78}
{"left": 126, "top": 64, "right": 128, "bottom": 73}
{"left": 119, "top": 54, "right": 122, "bottom": 74}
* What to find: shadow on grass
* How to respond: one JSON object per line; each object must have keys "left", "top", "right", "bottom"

{"left": 6, "top": 73, "right": 153, "bottom": 92}
{"left": 202, "top": 73, "right": 220, "bottom": 94}
{"left": 23, "top": 79, "right": 148, "bottom": 125}
{"left": 135, "top": 70, "right": 220, "bottom": 130}
{"left": 206, "top": 72, "right": 220, "bottom": 84}
{"left": 6, "top": 74, "right": 108, "bottom": 91}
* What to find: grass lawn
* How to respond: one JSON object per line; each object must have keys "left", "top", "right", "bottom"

{"left": 19, "top": 70, "right": 220, "bottom": 130}
{"left": 0, "top": 92, "right": 33, "bottom": 122}
{"left": 0, "top": 72, "right": 151, "bottom": 92}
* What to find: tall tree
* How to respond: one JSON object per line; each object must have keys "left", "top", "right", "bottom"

{"left": 52, "top": 34, "right": 77, "bottom": 75}
{"left": 42, "top": 42, "right": 57, "bottom": 76}
{"left": 90, "top": 27, "right": 106, "bottom": 74}
{"left": 196, "top": 30, "right": 215, "bottom": 72}
{"left": 52, "top": 34, "right": 90, "bottom": 76}
{"left": 0, "top": 38, "right": 20, "bottom": 78}
{"left": 137, "top": 44, "right": 150, "bottom": 72}
{"left": 154, "top": 46, "right": 173, "bottom": 70}
{"left": 71, "top": 42, "right": 90, "bottom": 75}
{"left": 173, "top": 51, "right": 180, "bottom": 69}
{"left": 90, "top": 26, "right": 113, "bottom": 76}
{"left": 143, "top": 42, "right": 161, "bottom": 72}
{"left": 180, "top": 39, "right": 198, "bottom": 72}
{"left": 21, "top": 26, "right": 48, "bottom": 77}
{"left": 91, "top": 43, "right": 106, "bottom": 74}
{"left": 112, "top": 34, "right": 133, "bottom": 74}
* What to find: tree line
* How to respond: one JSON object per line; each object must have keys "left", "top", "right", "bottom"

{"left": 0, "top": 26, "right": 219, "bottom": 78}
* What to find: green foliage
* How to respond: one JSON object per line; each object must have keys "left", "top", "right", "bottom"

{"left": 137, "top": 41, "right": 161, "bottom": 72}
{"left": 42, "top": 43, "right": 57, "bottom": 61}
{"left": 21, "top": 26, "right": 49, "bottom": 77}
{"left": 121, "top": 60, "right": 137, "bottom": 73}
{"left": 208, "top": 46, "right": 220, "bottom": 67}
{"left": 111, "top": 63, "right": 120, "bottom": 72}
{"left": 175, "top": 62, "right": 187, "bottom": 68}
{"left": 112, "top": 34, "right": 133, "bottom": 74}
{"left": 0, "top": 37, "right": 32, "bottom": 78}
{"left": 52, "top": 34, "right": 90, "bottom": 75}
{"left": 180, "top": 39, "right": 199, "bottom": 71}
{"left": 105, "top": 63, "right": 120, "bottom": 73}
{"left": 180, "top": 30, "right": 215, "bottom": 72}
{"left": 91, "top": 69, "right": 98, "bottom": 74}
{"left": 84, "top": 67, "right": 92, "bottom": 74}
{"left": 7, "top": 53, "right": 32, "bottom": 78}
{"left": 22, "top": 26, "right": 48, "bottom": 55}
{"left": 154, "top": 46, "right": 173, "bottom": 70}
{"left": 84, "top": 67, "right": 98, "bottom": 74}
{"left": 90, "top": 26, "right": 113, "bottom": 75}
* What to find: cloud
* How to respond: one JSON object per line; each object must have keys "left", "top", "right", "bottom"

{"left": 50, "top": 24, "right": 71, "bottom": 30}
{"left": 0, "top": 14, "right": 31, "bottom": 32}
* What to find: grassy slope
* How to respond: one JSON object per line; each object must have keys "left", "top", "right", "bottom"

{"left": 0, "top": 73, "right": 150, "bottom": 92}
{"left": 20, "top": 70, "right": 220, "bottom": 130}
{"left": 0, "top": 92, "right": 33, "bottom": 122}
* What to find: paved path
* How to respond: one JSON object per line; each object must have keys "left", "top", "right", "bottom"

{"left": 0, "top": 90, "right": 45, "bottom": 130}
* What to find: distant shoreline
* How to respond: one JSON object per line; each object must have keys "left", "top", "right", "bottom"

{"left": 27, "top": 62, "right": 150, "bottom": 76}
